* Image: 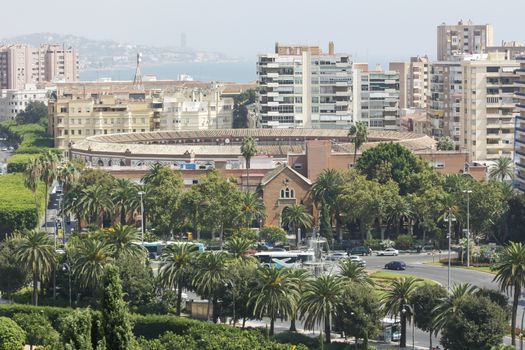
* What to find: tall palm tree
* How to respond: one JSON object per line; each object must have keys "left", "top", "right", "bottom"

{"left": 386, "top": 196, "right": 414, "bottom": 235}
{"left": 432, "top": 283, "right": 479, "bottom": 335}
{"left": 192, "top": 251, "right": 231, "bottom": 322}
{"left": 287, "top": 269, "right": 312, "bottom": 332}
{"left": 111, "top": 179, "right": 140, "bottom": 225}
{"left": 39, "top": 151, "right": 59, "bottom": 233}
{"left": 382, "top": 277, "right": 418, "bottom": 348}
{"left": 241, "top": 137, "right": 257, "bottom": 192}
{"left": 348, "top": 121, "right": 369, "bottom": 163}
{"left": 24, "top": 158, "right": 41, "bottom": 215}
{"left": 281, "top": 204, "right": 313, "bottom": 247}
{"left": 338, "top": 259, "right": 374, "bottom": 286}
{"left": 71, "top": 238, "right": 111, "bottom": 292}
{"left": 238, "top": 192, "right": 265, "bottom": 227}
{"left": 249, "top": 267, "right": 300, "bottom": 336}
{"left": 493, "top": 242, "right": 525, "bottom": 345}
{"left": 14, "top": 230, "right": 57, "bottom": 306}
{"left": 299, "top": 275, "right": 345, "bottom": 344}
{"left": 104, "top": 224, "right": 145, "bottom": 260}
{"left": 56, "top": 161, "right": 79, "bottom": 196}
{"left": 77, "top": 184, "right": 114, "bottom": 227}
{"left": 310, "top": 169, "right": 344, "bottom": 240}
{"left": 158, "top": 243, "right": 198, "bottom": 316}
{"left": 225, "top": 235, "right": 255, "bottom": 261}
{"left": 489, "top": 157, "right": 515, "bottom": 182}
{"left": 141, "top": 162, "right": 167, "bottom": 186}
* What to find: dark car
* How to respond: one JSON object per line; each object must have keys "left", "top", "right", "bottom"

{"left": 349, "top": 246, "right": 372, "bottom": 256}
{"left": 385, "top": 261, "right": 407, "bottom": 270}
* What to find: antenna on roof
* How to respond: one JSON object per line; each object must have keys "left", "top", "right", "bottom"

{"left": 133, "top": 53, "right": 144, "bottom": 91}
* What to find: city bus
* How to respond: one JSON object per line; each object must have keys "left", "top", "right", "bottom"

{"left": 142, "top": 241, "right": 205, "bottom": 259}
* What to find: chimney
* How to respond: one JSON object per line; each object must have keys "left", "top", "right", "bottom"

{"left": 328, "top": 41, "right": 335, "bottom": 55}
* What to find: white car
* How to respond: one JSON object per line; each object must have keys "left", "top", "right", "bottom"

{"left": 326, "top": 252, "right": 348, "bottom": 261}
{"left": 348, "top": 255, "right": 366, "bottom": 267}
{"left": 377, "top": 248, "right": 399, "bottom": 256}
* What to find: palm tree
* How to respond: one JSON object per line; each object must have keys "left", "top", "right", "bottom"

{"left": 14, "top": 230, "right": 57, "bottom": 306}
{"left": 141, "top": 162, "right": 167, "bottom": 186}
{"left": 111, "top": 179, "right": 140, "bottom": 225}
{"left": 489, "top": 157, "right": 515, "bottom": 182}
{"left": 225, "top": 235, "right": 255, "bottom": 261}
{"left": 386, "top": 196, "right": 414, "bottom": 235}
{"left": 281, "top": 204, "right": 313, "bottom": 247}
{"left": 71, "top": 238, "right": 111, "bottom": 292}
{"left": 338, "top": 259, "right": 374, "bottom": 286}
{"left": 287, "top": 269, "right": 312, "bottom": 332}
{"left": 77, "top": 184, "right": 114, "bottom": 227}
{"left": 238, "top": 192, "right": 265, "bottom": 227}
{"left": 104, "top": 224, "right": 145, "bottom": 260}
{"left": 39, "top": 151, "right": 59, "bottom": 233}
{"left": 348, "top": 121, "right": 369, "bottom": 163}
{"left": 56, "top": 161, "right": 79, "bottom": 196}
{"left": 299, "top": 275, "right": 345, "bottom": 344}
{"left": 240, "top": 137, "right": 257, "bottom": 191}
{"left": 158, "top": 243, "right": 198, "bottom": 316}
{"left": 310, "top": 169, "right": 344, "bottom": 240}
{"left": 493, "top": 242, "right": 525, "bottom": 345}
{"left": 382, "top": 277, "right": 418, "bottom": 348}
{"left": 432, "top": 283, "right": 479, "bottom": 335}
{"left": 24, "top": 158, "right": 41, "bottom": 215}
{"left": 192, "top": 251, "right": 231, "bottom": 322}
{"left": 249, "top": 267, "right": 300, "bottom": 336}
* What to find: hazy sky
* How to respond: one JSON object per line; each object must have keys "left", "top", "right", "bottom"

{"left": 3, "top": 0, "right": 525, "bottom": 63}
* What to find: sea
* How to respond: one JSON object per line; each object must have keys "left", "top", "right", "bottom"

{"left": 80, "top": 61, "right": 256, "bottom": 83}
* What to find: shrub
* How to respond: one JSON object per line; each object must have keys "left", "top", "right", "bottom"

{"left": 395, "top": 234, "right": 414, "bottom": 250}
{"left": 259, "top": 226, "right": 287, "bottom": 244}
{"left": 12, "top": 312, "right": 60, "bottom": 349}
{"left": 6, "top": 154, "right": 36, "bottom": 173}
{"left": 272, "top": 331, "right": 317, "bottom": 348}
{"left": 132, "top": 315, "right": 198, "bottom": 340}
{"left": 58, "top": 308, "right": 95, "bottom": 350}
{"left": 364, "top": 239, "right": 381, "bottom": 250}
{"left": 0, "top": 304, "right": 70, "bottom": 329}
{"left": 0, "top": 316, "right": 25, "bottom": 350}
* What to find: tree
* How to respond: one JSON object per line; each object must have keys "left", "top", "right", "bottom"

{"left": 111, "top": 178, "right": 140, "bottom": 225}
{"left": 318, "top": 199, "right": 332, "bottom": 243}
{"left": 310, "top": 169, "right": 345, "bottom": 240}
{"left": 409, "top": 284, "right": 447, "bottom": 349}
{"left": 15, "top": 101, "right": 48, "bottom": 124}
{"left": 58, "top": 308, "right": 94, "bottom": 350}
{"left": 238, "top": 192, "right": 265, "bottom": 227}
{"left": 23, "top": 157, "right": 41, "bottom": 215}
{"left": 249, "top": 267, "right": 300, "bottom": 336}
{"left": 437, "top": 136, "right": 455, "bottom": 151}
{"left": 489, "top": 157, "right": 515, "bottom": 182}
{"left": 0, "top": 316, "right": 25, "bottom": 350}
{"left": 0, "top": 235, "right": 28, "bottom": 300}
{"left": 440, "top": 294, "right": 506, "bottom": 350}
{"left": 192, "top": 251, "right": 231, "bottom": 322}
{"left": 103, "top": 224, "right": 145, "bottom": 260}
{"left": 77, "top": 184, "right": 114, "bottom": 228}
{"left": 38, "top": 150, "right": 59, "bottom": 233}
{"left": 99, "top": 265, "right": 134, "bottom": 350}
{"left": 225, "top": 235, "right": 255, "bottom": 261}
{"left": 71, "top": 237, "right": 111, "bottom": 293}
{"left": 14, "top": 230, "right": 57, "bottom": 306}
{"left": 158, "top": 243, "right": 198, "bottom": 316}
{"left": 241, "top": 137, "right": 257, "bottom": 191}
{"left": 13, "top": 313, "right": 59, "bottom": 350}
{"left": 281, "top": 204, "right": 313, "bottom": 246}
{"left": 259, "top": 226, "right": 287, "bottom": 245}
{"left": 381, "top": 277, "right": 418, "bottom": 348}
{"left": 287, "top": 268, "right": 312, "bottom": 332}
{"left": 348, "top": 121, "right": 369, "bottom": 163}
{"left": 232, "top": 89, "right": 256, "bottom": 128}
{"left": 492, "top": 242, "right": 525, "bottom": 345}
{"left": 115, "top": 255, "right": 155, "bottom": 307}
{"left": 299, "top": 275, "right": 345, "bottom": 344}
{"left": 338, "top": 259, "right": 373, "bottom": 286}
{"left": 433, "top": 283, "right": 479, "bottom": 334}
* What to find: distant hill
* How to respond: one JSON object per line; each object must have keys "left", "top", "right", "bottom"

{"left": 0, "top": 32, "right": 230, "bottom": 70}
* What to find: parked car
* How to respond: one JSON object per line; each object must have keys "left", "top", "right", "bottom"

{"left": 348, "top": 255, "right": 366, "bottom": 267}
{"left": 349, "top": 246, "right": 372, "bottom": 256}
{"left": 326, "top": 252, "right": 348, "bottom": 261}
{"left": 385, "top": 261, "right": 406, "bottom": 270}
{"left": 377, "top": 248, "right": 399, "bottom": 256}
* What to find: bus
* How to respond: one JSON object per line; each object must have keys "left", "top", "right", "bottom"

{"left": 254, "top": 251, "right": 315, "bottom": 269}
{"left": 142, "top": 241, "right": 205, "bottom": 259}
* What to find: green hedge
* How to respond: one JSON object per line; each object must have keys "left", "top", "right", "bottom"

{"left": 6, "top": 154, "right": 36, "bottom": 173}
{"left": 0, "top": 304, "right": 70, "bottom": 329}
{"left": 0, "top": 120, "right": 55, "bottom": 155}
{"left": 0, "top": 174, "right": 44, "bottom": 235}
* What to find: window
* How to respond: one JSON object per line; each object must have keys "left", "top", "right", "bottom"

{"left": 280, "top": 187, "right": 295, "bottom": 199}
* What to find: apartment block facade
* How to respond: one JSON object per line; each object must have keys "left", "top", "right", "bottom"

{"left": 0, "top": 43, "right": 78, "bottom": 90}
{"left": 408, "top": 56, "right": 430, "bottom": 109}
{"left": 0, "top": 84, "right": 50, "bottom": 121}
{"left": 461, "top": 56, "right": 519, "bottom": 160}
{"left": 515, "top": 58, "right": 525, "bottom": 191}
{"left": 389, "top": 62, "right": 408, "bottom": 109}
{"left": 257, "top": 42, "right": 353, "bottom": 129}
{"left": 353, "top": 65, "right": 400, "bottom": 130}
{"left": 437, "top": 20, "right": 493, "bottom": 61}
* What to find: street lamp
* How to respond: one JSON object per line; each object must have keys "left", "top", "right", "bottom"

{"left": 138, "top": 191, "right": 145, "bottom": 243}
{"left": 444, "top": 208, "right": 456, "bottom": 290}
{"left": 62, "top": 263, "right": 72, "bottom": 308}
{"left": 402, "top": 304, "right": 415, "bottom": 350}
{"left": 463, "top": 190, "right": 472, "bottom": 267}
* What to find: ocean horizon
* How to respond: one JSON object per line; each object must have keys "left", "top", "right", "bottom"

{"left": 80, "top": 61, "right": 257, "bottom": 83}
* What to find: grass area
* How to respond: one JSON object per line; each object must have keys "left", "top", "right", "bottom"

{"left": 369, "top": 270, "right": 438, "bottom": 292}
{"left": 424, "top": 261, "right": 496, "bottom": 275}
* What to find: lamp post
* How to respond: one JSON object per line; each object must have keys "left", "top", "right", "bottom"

{"left": 444, "top": 208, "right": 456, "bottom": 290}
{"left": 463, "top": 190, "right": 472, "bottom": 267}
{"left": 402, "top": 304, "right": 415, "bottom": 350}
{"left": 138, "top": 191, "right": 145, "bottom": 243}
{"left": 62, "top": 263, "right": 72, "bottom": 308}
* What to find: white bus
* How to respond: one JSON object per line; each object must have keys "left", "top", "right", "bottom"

{"left": 142, "top": 241, "right": 205, "bottom": 259}
{"left": 254, "top": 251, "right": 315, "bottom": 269}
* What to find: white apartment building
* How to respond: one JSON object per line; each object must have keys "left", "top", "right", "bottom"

{"left": 0, "top": 84, "right": 51, "bottom": 121}
{"left": 257, "top": 42, "right": 353, "bottom": 129}
{"left": 408, "top": 56, "right": 430, "bottom": 109}
{"left": 428, "top": 61, "right": 463, "bottom": 145}
{"left": 515, "top": 57, "right": 525, "bottom": 191}
{"left": 461, "top": 54, "right": 519, "bottom": 161}
{"left": 353, "top": 65, "right": 400, "bottom": 130}
{"left": 437, "top": 20, "right": 493, "bottom": 61}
